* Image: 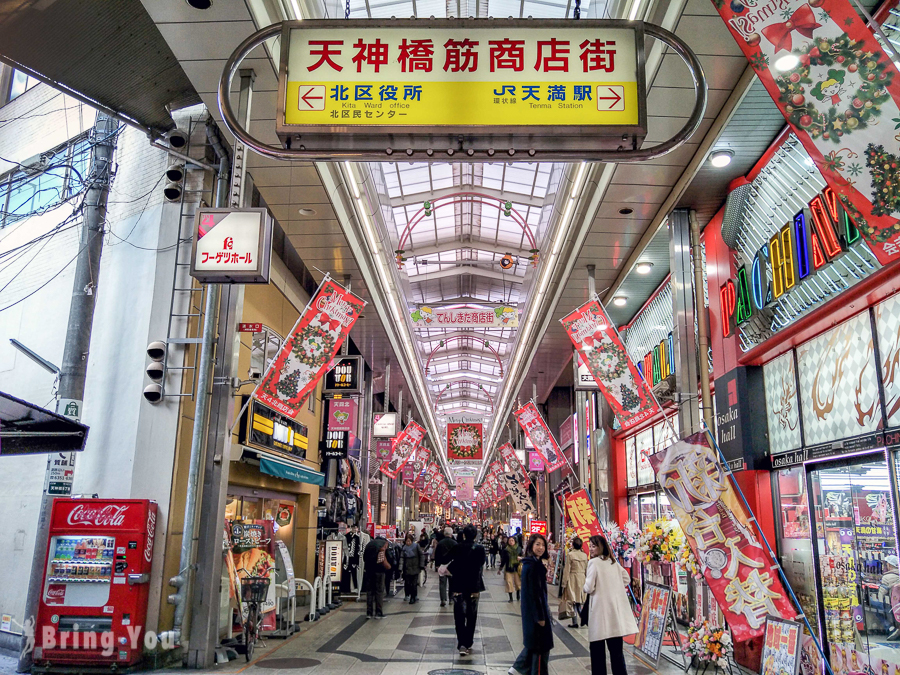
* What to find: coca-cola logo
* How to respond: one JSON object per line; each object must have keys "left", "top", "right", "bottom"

{"left": 46, "top": 584, "right": 65, "bottom": 605}
{"left": 67, "top": 504, "right": 129, "bottom": 527}
{"left": 144, "top": 510, "right": 156, "bottom": 563}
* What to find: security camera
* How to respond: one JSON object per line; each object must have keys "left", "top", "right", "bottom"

{"left": 249, "top": 367, "right": 262, "bottom": 381}
{"left": 166, "top": 129, "right": 189, "bottom": 150}
{"left": 143, "top": 383, "right": 163, "bottom": 403}
{"left": 165, "top": 162, "right": 185, "bottom": 182}
{"left": 147, "top": 341, "right": 166, "bottom": 361}
{"left": 146, "top": 361, "right": 165, "bottom": 382}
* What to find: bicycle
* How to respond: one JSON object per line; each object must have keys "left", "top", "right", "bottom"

{"left": 239, "top": 574, "right": 271, "bottom": 662}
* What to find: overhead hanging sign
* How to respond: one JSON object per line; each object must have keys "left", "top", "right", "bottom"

{"left": 403, "top": 445, "right": 430, "bottom": 489}
{"left": 276, "top": 19, "right": 647, "bottom": 156}
{"left": 327, "top": 398, "right": 357, "bottom": 432}
{"left": 514, "top": 401, "right": 567, "bottom": 472}
{"left": 561, "top": 299, "right": 660, "bottom": 431}
{"left": 410, "top": 306, "right": 518, "bottom": 329}
{"left": 373, "top": 412, "right": 399, "bottom": 437}
{"left": 498, "top": 442, "right": 530, "bottom": 486}
{"left": 564, "top": 489, "right": 604, "bottom": 541}
{"left": 447, "top": 422, "right": 483, "bottom": 462}
{"left": 254, "top": 279, "right": 365, "bottom": 419}
{"left": 323, "top": 355, "right": 364, "bottom": 394}
{"left": 648, "top": 431, "right": 794, "bottom": 641}
{"left": 499, "top": 468, "right": 535, "bottom": 513}
{"left": 710, "top": 0, "right": 900, "bottom": 265}
{"left": 379, "top": 420, "right": 426, "bottom": 478}
{"left": 190, "top": 208, "right": 273, "bottom": 284}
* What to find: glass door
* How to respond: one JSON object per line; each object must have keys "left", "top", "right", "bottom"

{"left": 808, "top": 455, "right": 900, "bottom": 673}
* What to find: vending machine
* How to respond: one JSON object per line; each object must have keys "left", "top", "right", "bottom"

{"left": 34, "top": 498, "right": 157, "bottom": 667}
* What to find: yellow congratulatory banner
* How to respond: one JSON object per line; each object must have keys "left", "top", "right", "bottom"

{"left": 283, "top": 26, "right": 640, "bottom": 128}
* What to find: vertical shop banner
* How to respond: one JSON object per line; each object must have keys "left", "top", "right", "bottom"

{"left": 564, "top": 489, "right": 605, "bottom": 541}
{"left": 457, "top": 475, "right": 474, "bottom": 501}
{"left": 711, "top": 0, "right": 900, "bottom": 265}
{"left": 379, "top": 420, "right": 427, "bottom": 478}
{"left": 499, "top": 470, "right": 535, "bottom": 513}
{"left": 649, "top": 432, "right": 794, "bottom": 641}
{"left": 499, "top": 442, "right": 531, "bottom": 486}
{"left": 403, "top": 446, "right": 430, "bottom": 489}
{"left": 561, "top": 300, "right": 660, "bottom": 430}
{"left": 447, "top": 422, "right": 483, "bottom": 462}
{"left": 423, "top": 462, "right": 441, "bottom": 500}
{"left": 255, "top": 280, "right": 365, "bottom": 419}
{"left": 514, "top": 402, "right": 567, "bottom": 472}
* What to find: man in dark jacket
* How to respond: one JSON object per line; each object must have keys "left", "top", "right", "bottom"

{"left": 434, "top": 527, "right": 457, "bottom": 607}
{"left": 447, "top": 524, "right": 486, "bottom": 656}
{"left": 362, "top": 537, "right": 391, "bottom": 619}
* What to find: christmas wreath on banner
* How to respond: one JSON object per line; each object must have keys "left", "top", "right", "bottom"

{"left": 273, "top": 324, "right": 337, "bottom": 400}
{"left": 448, "top": 424, "right": 482, "bottom": 460}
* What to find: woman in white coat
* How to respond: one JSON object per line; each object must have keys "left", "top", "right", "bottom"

{"left": 583, "top": 534, "right": 638, "bottom": 675}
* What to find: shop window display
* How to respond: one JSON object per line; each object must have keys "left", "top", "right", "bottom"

{"left": 636, "top": 428, "right": 654, "bottom": 486}
{"left": 626, "top": 435, "right": 637, "bottom": 488}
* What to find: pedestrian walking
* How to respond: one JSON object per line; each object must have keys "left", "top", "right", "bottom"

{"left": 510, "top": 534, "right": 554, "bottom": 675}
{"left": 401, "top": 533, "right": 426, "bottom": 604}
{"left": 583, "top": 534, "right": 637, "bottom": 675}
{"left": 562, "top": 537, "right": 589, "bottom": 627}
{"left": 498, "top": 534, "right": 521, "bottom": 602}
{"left": 434, "top": 526, "right": 458, "bottom": 607}
{"left": 489, "top": 534, "right": 500, "bottom": 569}
{"left": 362, "top": 537, "right": 391, "bottom": 619}
{"left": 447, "top": 524, "right": 486, "bottom": 656}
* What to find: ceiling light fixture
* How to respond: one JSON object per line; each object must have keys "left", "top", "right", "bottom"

{"left": 618, "top": 207, "right": 633, "bottom": 215}
{"left": 635, "top": 262, "right": 653, "bottom": 274}
{"left": 298, "top": 208, "right": 316, "bottom": 216}
{"left": 613, "top": 296, "right": 627, "bottom": 307}
{"left": 709, "top": 149, "right": 734, "bottom": 168}
{"left": 774, "top": 54, "right": 800, "bottom": 71}
{"left": 185, "top": 0, "right": 212, "bottom": 8}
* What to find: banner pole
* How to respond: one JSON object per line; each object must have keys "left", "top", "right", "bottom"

{"left": 229, "top": 273, "right": 332, "bottom": 434}
{"left": 700, "top": 422, "right": 834, "bottom": 675}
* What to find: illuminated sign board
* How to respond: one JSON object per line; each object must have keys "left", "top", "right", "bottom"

{"left": 276, "top": 19, "right": 647, "bottom": 156}
{"left": 719, "top": 186, "right": 862, "bottom": 338}
{"left": 242, "top": 399, "right": 309, "bottom": 459}
{"left": 190, "top": 208, "right": 273, "bottom": 284}
{"left": 323, "top": 355, "right": 363, "bottom": 395}
{"left": 636, "top": 331, "right": 674, "bottom": 387}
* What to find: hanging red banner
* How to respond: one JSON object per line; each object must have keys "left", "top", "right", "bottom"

{"left": 447, "top": 422, "right": 484, "bottom": 462}
{"left": 560, "top": 300, "right": 660, "bottom": 431}
{"left": 513, "top": 402, "right": 567, "bottom": 472}
{"left": 498, "top": 442, "right": 531, "bottom": 486}
{"left": 403, "top": 446, "right": 430, "bottom": 489}
{"left": 648, "top": 432, "right": 794, "bottom": 642}
{"left": 379, "top": 420, "right": 426, "bottom": 479}
{"left": 255, "top": 280, "right": 365, "bottom": 419}
{"left": 423, "top": 461, "right": 442, "bottom": 500}
{"left": 564, "top": 489, "right": 605, "bottom": 541}
{"left": 710, "top": 0, "right": 900, "bottom": 264}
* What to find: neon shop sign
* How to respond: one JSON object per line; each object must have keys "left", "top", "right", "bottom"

{"left": 636, "top": 332, "right": 675, "bottom": 387}
{"left": 719, "top": 186, "right": 861, "bottom": 338}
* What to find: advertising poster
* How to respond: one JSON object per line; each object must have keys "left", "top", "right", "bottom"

{"left": 447, "top": 422, "right": 483, "bottom": 462}
{"left": 514, "top": 401, "right": 567, "bottom": 472}
{"left": 457, "top": 475, "right": 474, "bottom": 501}
{"left": 761, "top": 617, "right": 802, "bottom": 675}
{"left": 649, "top": 432, "right": 794, "bottom": 641}
{"left": 327, "top": 399, "right": 357, "bottom": 433}
{"left": 499, "top": 442, "right": 531, "bottom": 486}
{"left": 634, "top": 583, "right": 673, "bottom": 663}
{"left": 528, "top": 451, "right": 545, "bottom": 471}
{"left": 560, "top": 300, "right": 660, "bottom": 431}
{"left": 325, "top": 539, "right": 343, "bottom": 583}
{"left": 228, "top": 520, "right": 277, "bottom": 630}
{"left": 709, "top": 0, "right": 900, "bottom": 265}
{"left": 375, "top": 439, "right": 393, "bottom": 459}
{"left": 564, "top": 489, "right": 605, "bottom": 541}
{"left": 379, "top": 420, "right": 426, "bottom": 478}
{"left": 255, "top": 280, "right": 365, "bottom": 419}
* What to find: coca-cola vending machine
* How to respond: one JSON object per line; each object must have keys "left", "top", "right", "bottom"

{"left": 34, "top": 498, "right": 157, "bottom": 667}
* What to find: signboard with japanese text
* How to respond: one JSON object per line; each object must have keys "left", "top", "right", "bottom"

{"left": 514, "top": 401, "right": 567, "bottom": 472}
{"left": 321, "top": 429, "right": 349, "bottom": 459}
{"left": 190, "top": 208, "right": 273, "bottom": 284}
{"left": 447, "top": 422, "right": 483, "bottom": 462}
{"left": 379, "top": 420, "right": 426, "bottom": 478}
{"left": 241, "top": 398, "right": 309, "bottom": 459}
{"left": 634, "top": 583, "right": 673, "bottom": 663}
{"left": 327, "top": 398, "right": 357, "bottom": 432}
{"left": 529, "top": 519, "right": 548, "bottom": 535}
{"left": 561, "top": 300, "right": 660, "bottom": 431}
{"left": 375, "top": 438, "right": 393, "bottom": 459}
{"left": 528, "top": 451, "right": 545, "bottom": 471}
{"left": 410, "top": 305, "right": 519, "bottom": 329}
{"left": 403, "top": 445, "right": 430, "bottom": 489}
{"left": 564, "top": 489, "right": 604, "bottom": 541}
{"left": 254, "top": 280, "right": 365, "bottom": 419}
{"left": 574, "top": 351, "right": 600, "bottom": 390}
{"left": 276, "top": 19, "right": 647, "bottom": 156}
{"left": 761, "top": 617, "right": 802, "bottom": 675}
{"left": 649, "top": 432, "right": 794, "bottom": 641}
{"left": 498, "top": 464, "right": 535, "bottom": 513}
{"left": 710, "top": 0, "right": 900, "bottom": 265}
{"left": 323, "top": 355, "right": 364, "bottom": 394}
{"left": 373, "top": 412, "right": 399, "bottom": 437}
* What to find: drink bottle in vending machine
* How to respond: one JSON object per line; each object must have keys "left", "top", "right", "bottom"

{"left": 34, "top": 498, "right": 157, "bottom": 667}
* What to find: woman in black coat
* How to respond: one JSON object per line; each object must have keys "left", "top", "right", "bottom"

{"left": 510, "top": 533, "right": 554, "bottom": 675}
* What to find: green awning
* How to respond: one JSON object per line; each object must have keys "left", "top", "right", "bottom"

{"left": 259, "top": 455, "right": 324, "bottom": 486}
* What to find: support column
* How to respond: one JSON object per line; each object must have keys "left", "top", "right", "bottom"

{"left": 359, "top": 369, "right": 373, "bottom": 530}
{"left": 669, "top": 208, "right": 701, "bottom": 436}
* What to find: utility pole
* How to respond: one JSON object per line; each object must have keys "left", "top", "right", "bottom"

{"left": 19, "top": 112, "right": 119, "bottom": 671}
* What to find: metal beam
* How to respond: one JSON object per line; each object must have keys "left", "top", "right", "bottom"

{"left": 415, "top": 330, "right": 515, "bottom": 345}
{"left": 427, "top": 351, "right": 504, "bottom": 367}
{"left": 408, "top": 266, "right": 524, "bottom": 283}
{"left": 407, "top": 241, "right": 533, "bottom": 258}
{"left": 390, "top": 184, "right": 544, "bottom": 208}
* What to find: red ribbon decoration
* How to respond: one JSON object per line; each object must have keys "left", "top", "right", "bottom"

{"left": 762, "top": 4, "right": 822, "bottom": 52}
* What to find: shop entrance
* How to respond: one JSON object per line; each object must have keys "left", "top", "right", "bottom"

{"left": 807, "top": 454, "right": 900, "bottom": 671}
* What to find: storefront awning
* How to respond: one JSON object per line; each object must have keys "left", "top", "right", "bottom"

{"left": 258, "top": 453, "right": 324, "bottom": 486}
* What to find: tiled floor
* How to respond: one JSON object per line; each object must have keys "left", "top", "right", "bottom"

{"left": 169, "top": 565, "right": 692, "bottom": 675}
